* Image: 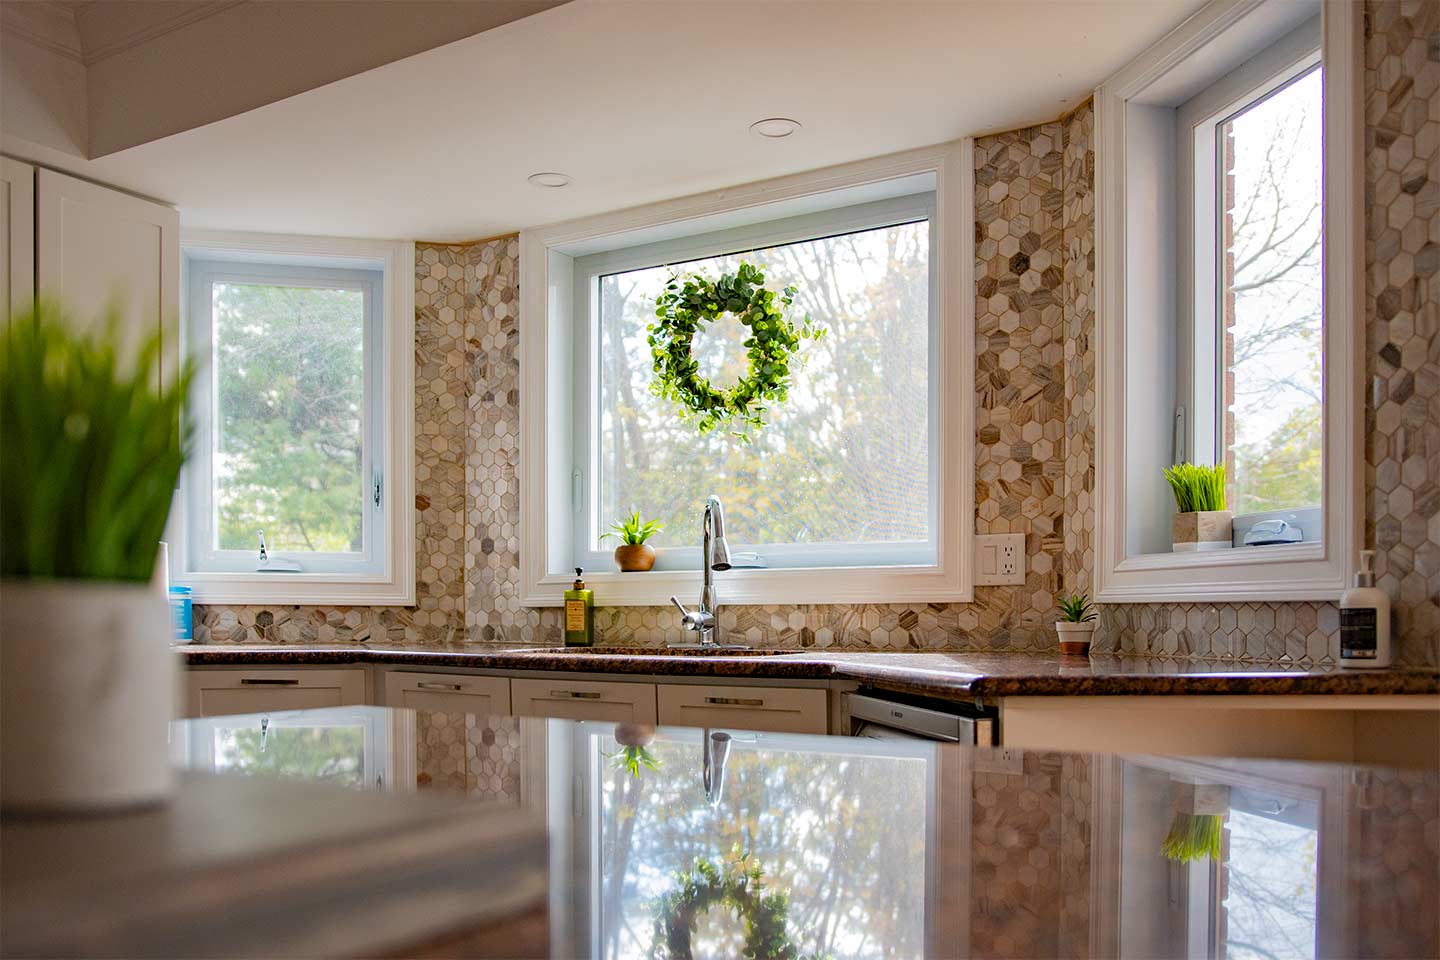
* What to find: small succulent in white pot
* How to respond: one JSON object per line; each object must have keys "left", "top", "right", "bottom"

{"left": 1055, "top": 593, "right": 1098, "bottom": 656}
{"left": 1, "top": 301, "right": 194, "bottom": 813}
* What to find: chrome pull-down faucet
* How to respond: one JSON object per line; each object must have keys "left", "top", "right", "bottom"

{"left": 669, "top": 495, "right": 732, "bottom": 647}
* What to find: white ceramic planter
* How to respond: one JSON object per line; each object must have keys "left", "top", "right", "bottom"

{"left": 1055, "top": 620, "right": 1097, "bottom": 656}
{"left": 1, "top": 579, "right": 176, "bottom": 813}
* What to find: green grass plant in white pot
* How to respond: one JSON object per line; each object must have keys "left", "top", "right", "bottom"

{"left": 1, "top": 301, "right": 193, "bottom": 812}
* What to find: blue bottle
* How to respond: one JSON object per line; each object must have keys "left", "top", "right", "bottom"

{"left": 168, "top": 585, "right": 193, "bottom": 642}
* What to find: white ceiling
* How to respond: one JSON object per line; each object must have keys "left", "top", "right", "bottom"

{"left": 5, "top": 0, "right": 1206, "bottom": 241}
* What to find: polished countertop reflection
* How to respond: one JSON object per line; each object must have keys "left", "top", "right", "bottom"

{"left": 173, "top": 705, "right": 1439, "bottom": 960}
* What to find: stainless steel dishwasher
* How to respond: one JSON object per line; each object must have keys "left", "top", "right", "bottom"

{"left": 844, "top": 689, "right": 998, "bottom": 743}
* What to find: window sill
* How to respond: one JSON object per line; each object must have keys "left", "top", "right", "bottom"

{"left": 178, "top": 572, "right": 415, "bottom": 607}
{"left": 524, "top": 565, "right": 972, "bottom": 607}
{"left": 1097, "top": 541, "right": 1345, "bottom": 603}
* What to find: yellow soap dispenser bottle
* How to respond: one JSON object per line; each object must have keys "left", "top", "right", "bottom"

{"left": 564, "top": 567, "right": 595, "bottom": 647}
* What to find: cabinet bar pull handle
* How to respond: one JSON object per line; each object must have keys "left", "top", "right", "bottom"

{"left": 704, "top": 696, "right": 764, "bottom": 707}
{"left": 415, "top": 681, "right": 463, "bottom": 691}
{"left": 240, "top": 678, "right": 299, "bottom": 686}
{"left": 551, "top": 690, "right": 602, "bottom": 699}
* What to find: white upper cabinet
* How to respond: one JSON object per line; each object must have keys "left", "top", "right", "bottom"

{"left": 35, "top": 168, "right": 179, "bottom": 387}
{"left": 1, "top": 158, "right": 36, "bottom": 316}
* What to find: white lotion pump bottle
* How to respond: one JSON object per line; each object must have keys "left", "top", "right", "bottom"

{"left": 1339, "top": 550, "right": 1391, "bottom": 668}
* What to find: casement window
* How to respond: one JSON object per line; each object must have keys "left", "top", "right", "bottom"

{"left": 1094, "top": 0, "right": 1360, "bottom": 602}
{"left": 175, "top": 233, "right": 414, "bottom": 605}
{"left": 575, "top": 194, "right": 936, "bottom": 573}
{"left": 1177, "top": 25, "right": 1323, "bottom": 541}
{"left": 521, "top": 143, "right": 974, "bottom": 605}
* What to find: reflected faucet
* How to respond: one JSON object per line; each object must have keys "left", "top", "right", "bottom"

{"left": 703, "top": 730, "right": 732, "bottom": 807}
{"left": 669, "top": 495, "right": 732, "bottom": 647}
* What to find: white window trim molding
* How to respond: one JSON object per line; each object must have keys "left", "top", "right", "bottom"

{"left": 1094, "top": 0, "right": 1362, "bottom": 603}
{"left": 174, "top": 229, "right": 416, "bottom": 606}
{"left": 519, "top": 141, "right": 975, "bottom": 606}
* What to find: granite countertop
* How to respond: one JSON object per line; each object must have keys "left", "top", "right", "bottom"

{"left": 1, "top": 770, "right": 546, "bottom": 958}
{"left": 176, "top": 642, "right": 1440, "bottom": 698}
{"left": 152, "top": 706, "right": 1440, "bottom": 957}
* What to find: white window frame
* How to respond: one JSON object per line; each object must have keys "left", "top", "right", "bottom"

{"left": 174, "top": 707, "right": 393, "bottom": 791}
{"left": 174, "top": 230, "right": 415, "bottom": 605}
{"left": 1094, "top": 0, "right": 1361, "bottom": 602}
{"left": 519, "top": 142, "right": 975, "bottom": 606}
{"left": 571, "top": 192, "right": 939, "bottom": 575}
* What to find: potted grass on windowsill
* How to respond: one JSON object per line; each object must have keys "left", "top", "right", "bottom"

{"left": 0, "top": 301, "right": 194, "bottom": 813}
{"left": 1164, "top": 463, "right": 1231, "bottom": 553}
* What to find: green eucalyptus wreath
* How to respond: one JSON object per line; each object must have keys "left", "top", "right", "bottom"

{"left": 650, "top": 847, "right": 826, "bottom": 960}
{"left": 648, "top": 262, "right": 822, "bottom": 442}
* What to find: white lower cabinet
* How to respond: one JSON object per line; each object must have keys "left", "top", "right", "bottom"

{"left": 999, "top": 695, "right": 1440, "bottom": 766}
{"left": 657, "top": 683, "right": 828, "bottom": 734}
{"left": 383, "top": 671, "right": 510, "bottom": 715}
{"left": 511, "top": 677, "right": 658, "bottom": 724}
{"left": 184, "top": 668, "right": 366, "bottom": 718}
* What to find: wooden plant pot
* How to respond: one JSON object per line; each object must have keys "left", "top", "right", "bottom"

{"left": 614, "top": 543, "right": 656, "bottom": 572}
{"left": 1172, "top": 510, "right": 1233, "bottom": 553}
{"left": 1055, "top": 621, "right": 1097, "bottom": 657}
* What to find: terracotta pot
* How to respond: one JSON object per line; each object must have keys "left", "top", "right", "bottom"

{"left": 1055, "top": 620, "right": 1097, "bottom": 657}
{"left": 614, "top": 723, "right": 656, "bottom": 748}
{"left": 1, "top": 579, "right": 176, "bottom": 813}
{"left": 614, "top": 543, "right": 656, "bottom": 572}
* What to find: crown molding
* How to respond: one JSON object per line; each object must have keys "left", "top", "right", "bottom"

{"left": 0, "top": 2, "right": 84, "bottom": 62}
{"left": 78, "top": 0, "right": 243, "bottom": 65}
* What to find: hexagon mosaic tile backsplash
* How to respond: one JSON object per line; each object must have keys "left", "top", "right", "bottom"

{"left": 196, "top": 2, "right": 1437, "bottom": 667}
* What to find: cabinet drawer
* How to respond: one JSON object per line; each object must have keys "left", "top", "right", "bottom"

{"left": 384, "top": 671, "right": 511, "bottom": 715}
{"left": 184, "top": 668, "right": 365, "bottom": 718}
{"left": 657, "top": 684, "right": 827, "bottom": 734}
{"left": 510, "top": 678, "right": 656, "bottom": 724}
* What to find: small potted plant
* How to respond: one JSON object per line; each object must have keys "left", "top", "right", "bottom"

{"left": 1, "top": 301, "right": 194, "bottom": 812}
{"left": 602, "top": 510, "right": 662, "bottom": 572}
{"left": 1055, "top": 593, "right": 1097, "bottom": 656}
{"left": 1164, "top": 462, "right": 1231, "bottom": 553}
{"left": 609, "top": 723, "right": 660, "bottom": 779}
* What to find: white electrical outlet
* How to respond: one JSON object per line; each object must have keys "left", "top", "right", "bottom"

{"left": 974, "top": 533, "right": 1026, "bottom": 585}
{"left": 974, "top": 747, "right": 1025, "bottom": 775}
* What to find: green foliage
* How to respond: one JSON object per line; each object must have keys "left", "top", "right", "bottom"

{"left": 210, "top": 281, "right": 365, "bottom": 553}
{"left": 1231, "top": 403, "right": 1322, "bottom": 514}
{"left": 600, "top": 731, "right": 926, "bottom": 957}
{"left": 609, "top": 743, "right": 661, "bottom": 778}
{"left": 648, "top": 262, "right": 823, "bottom": 442}
{"left": 599, "top": 221, "right": 929, "bottom": 552}
{"left": 1057, "top": 593, "right": 1096, "bottom": 623}
{"left": 1161, "top": 813, "right": 1224, "bottom": 863}
{"left": 651, "top": 845, "right": 827, "bottom": 960}
{"left": 1164, "top": 462, "right": 1228, "bottom": 513}
{"left": 0, "top": 300, "right": 194, "bottom": 581}
{"left": 221, "top": 724, "right": 365, "bottom": 787}
{"left": 600, "top": 509, "right": 662, "bottom": 546}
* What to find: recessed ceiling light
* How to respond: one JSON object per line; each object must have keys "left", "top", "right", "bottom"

{"left": 749, "top": 117, "right": 802, "bottom": 139}
{"left": 527, "top": 171, "right": 571, "bottom": 188}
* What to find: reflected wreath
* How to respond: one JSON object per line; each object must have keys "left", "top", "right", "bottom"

{"left": 650, "top": 848, "right": 825, "bottom": 960}
{"left": 647, "top": 262, "right": 822, "bottom": 442}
